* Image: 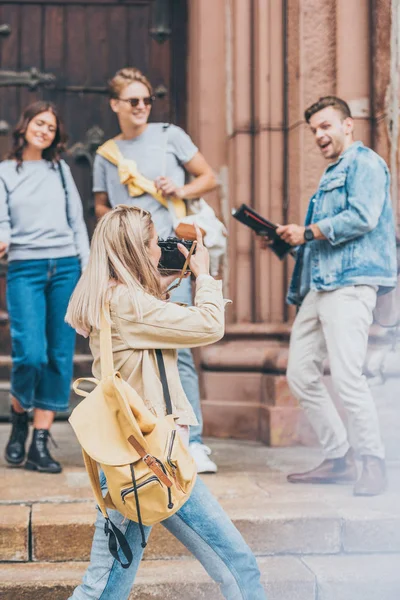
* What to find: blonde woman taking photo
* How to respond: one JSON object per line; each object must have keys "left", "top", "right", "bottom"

{"left": 66, "top": 205, "right": 266, "bottom": 600}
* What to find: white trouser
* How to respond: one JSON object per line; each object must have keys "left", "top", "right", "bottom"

{"left": 287, "top": 286, "right": 384, "bottom": 460}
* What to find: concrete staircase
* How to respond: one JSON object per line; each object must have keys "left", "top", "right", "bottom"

{"left": 0, "top": 425, "right": 400, "bottom": 600}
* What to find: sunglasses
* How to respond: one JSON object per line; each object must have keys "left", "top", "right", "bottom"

{"left": 118, "top": 96, "right": 154, "bottom": 108}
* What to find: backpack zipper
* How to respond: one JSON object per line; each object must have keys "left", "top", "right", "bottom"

{"left": 121, "top": 476, "right": 160, "bottom": 503}
{"left": 154, "top": 457, "right": 174, "bottom": 509}
{"left": 167, "top": 430, "right": 177, "bottom": 471}
{"left": 166, "top": 430, "right": 186, "bottom": 493}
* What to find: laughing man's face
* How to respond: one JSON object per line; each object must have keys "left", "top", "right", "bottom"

{"left": 309, "top": 106, "right": 354, "bottom": 161}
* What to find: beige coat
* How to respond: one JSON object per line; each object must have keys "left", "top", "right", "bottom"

{"left": 89, "top": 276, "right": 225, "bottom": 426}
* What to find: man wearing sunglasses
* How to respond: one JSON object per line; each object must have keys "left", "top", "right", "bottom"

{"left": 92, "top": 67, "right": 220, "bottom": 475}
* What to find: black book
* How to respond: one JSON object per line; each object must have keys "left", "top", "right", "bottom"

{"left": 231, "top": 204, "right": 293, "bottom": 259}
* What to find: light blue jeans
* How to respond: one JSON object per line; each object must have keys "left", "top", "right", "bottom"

{"left": 68, "top": 475, "right": 266, "bottom": 600}
{"left": 170, "top": 277, "right": 203, "bottom": 445}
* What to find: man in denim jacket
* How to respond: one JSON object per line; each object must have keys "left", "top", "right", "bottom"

{"left": 277, "top": 96, "right": 397, "bottom": 496}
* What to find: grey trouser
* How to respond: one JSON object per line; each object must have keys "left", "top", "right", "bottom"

{"left": 287, "top": 286, "right": 384, "bottom": 459}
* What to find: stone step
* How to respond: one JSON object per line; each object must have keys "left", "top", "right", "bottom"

{"left": 29, "top": 500, "right": 342, "bottom": 562}
{"left": 1, "top": 477, "right": 400, "bottom": 563}
{"left": 1, "top": 554, "right": 400, "bottom": 600}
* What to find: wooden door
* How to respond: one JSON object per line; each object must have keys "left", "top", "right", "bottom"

{"left": 0, "top": 0, "right": 187, "bottom": 233}
{"left": 0, "top": 0, "right": 187, "bottom": 352}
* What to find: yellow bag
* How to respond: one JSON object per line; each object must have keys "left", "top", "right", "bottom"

{"left": 69, "top": 303, "right": 197, "bottom": 567}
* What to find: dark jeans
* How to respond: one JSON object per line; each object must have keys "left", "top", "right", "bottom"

{"left": 6, "top": 256, "right": 81, "bottom": 412}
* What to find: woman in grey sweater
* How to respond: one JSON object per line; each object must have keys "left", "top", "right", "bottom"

{"left": 0, "top": 101, "right": 90, "bottom": 473}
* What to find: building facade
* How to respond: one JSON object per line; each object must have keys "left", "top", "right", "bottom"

{"left": 0, "top": 0, "right": 398, "bottom": 444}
{"left": 186, "top": 0, "right": 400, "bottom": 444}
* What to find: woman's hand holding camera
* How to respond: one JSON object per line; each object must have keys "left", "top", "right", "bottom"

{"left": 159, "top": 272, "right": 189, "bottom": 292}
{"left": 178, "top": 224, "right": 210, "bottom": 278}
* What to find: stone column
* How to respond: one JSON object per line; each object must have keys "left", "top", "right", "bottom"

{"left": 336, "top": 0, "right": 372, "bottom": 144}
{"left": 187, "top": 0, "right": 396, "bottom": 445}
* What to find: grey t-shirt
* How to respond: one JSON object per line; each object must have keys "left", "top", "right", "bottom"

{"left": 0, "top": 159, "right": 90, "bottom": 267}
{"left": 93, "top": 123, "right": 198, "bottom": 239}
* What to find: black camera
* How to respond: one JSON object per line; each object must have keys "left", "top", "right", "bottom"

{"left": 158, "top": 237, "right": 196, "bottom": 272}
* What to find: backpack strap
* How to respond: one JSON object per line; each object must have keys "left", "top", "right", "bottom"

{"left": 99, "top": 302, "right": 114, "bottom": 378}
{"left": 155, "top": 349, "right": 173, "bottom": 415}
{"left": 127, "top": 434, "right": 173, "bottom": 488}
{"left": 82, "top": 448, "right": 133, "bottom": 568}
{"left": 57, "top": 160, "right": 71, "bottom": 228}
{"left": 72, "top": 377, "right": 99, "bottom": 398}
{"left": 82, "top": 449, "right": 108, "bottom": 517}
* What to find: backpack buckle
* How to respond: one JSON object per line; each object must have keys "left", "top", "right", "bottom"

{"left": 143, "top": 453, "right": 152, "bottom": 465}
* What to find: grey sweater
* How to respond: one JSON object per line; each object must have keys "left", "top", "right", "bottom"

{"left": 0, "top": 159, "right": 89, "bottom": 267}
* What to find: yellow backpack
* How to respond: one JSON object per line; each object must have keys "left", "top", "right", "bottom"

{"left": 69, "top": 303, "right": 197, "bottom": 567}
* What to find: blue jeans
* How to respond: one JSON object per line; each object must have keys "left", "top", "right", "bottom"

{"left": 170, "top": 277, "right": 203, "bottom": 445}
{"left": 6, "top": 257, "right": 81, "bottom": 412}
{"left": 68, "top": 476, "right": 266, "bottom": 600}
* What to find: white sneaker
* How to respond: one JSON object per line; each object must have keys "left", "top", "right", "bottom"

{"left": 189, "top": 442, "right": 218, "bottom": 474}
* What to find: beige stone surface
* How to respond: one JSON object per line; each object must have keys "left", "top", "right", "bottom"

{"left": 302, "top": 554, "right": 400, "bottom": 600}
{"left": 32, "top": 503, "right": 95, "bottom": 562}
{"left": 220, "top": 501, "right": 341, "bottom": 555}
{"left": 142, "top": 498, "right": 343, "bottom": 561}
{"left": 0, "top": 504, "right": 30, "bottom": 561}
{"left": 3, "top": 554, "right": 400, "bottom": 600}
{"left": 0, "top": 561, "right": 86, "bottom": 600}
{"left": 0, "top": 467, "right": 93, "bottom": 503}
{"left": 27, "top": 494, "right": 346, "bottom": 561}
{"left": 341, "top": 507, "right": 400, "bottom": 553}
{"left": 1, "top": 427, "right": 400, "bottom": 565}
{"left": 0, "top": 556, "right": 316, "bottom": 600}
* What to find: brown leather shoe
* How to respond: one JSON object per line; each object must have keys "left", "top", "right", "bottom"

{"left": 287, "top": 448, "right": 357, "bottom": 484}
{"left": 353, "top": 456, "right": 386, "bottom": 496}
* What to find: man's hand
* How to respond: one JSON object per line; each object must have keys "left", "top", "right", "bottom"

{"left": 155, "top": 176, "right": 184, "bottom": 199}
{"left": 276, "top": 224, "right": 306, "bottom": 246}
{"left": 0, "top": 242, "right": 8, "bottom": 259}
{"left": 258, "top": 236, "right": 274, "bottom": 250}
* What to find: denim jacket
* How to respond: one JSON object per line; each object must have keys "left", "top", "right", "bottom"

{"left": 287, "top": 142, "right": 397, "bottom": 305}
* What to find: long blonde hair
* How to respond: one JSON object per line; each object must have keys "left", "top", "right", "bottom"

{"left": 66, "top": 205, "right": 162, "bottom": 332}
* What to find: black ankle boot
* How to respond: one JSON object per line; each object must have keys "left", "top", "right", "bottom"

{"left": 25, "top": 429, "right": 62, "bottom": 474}
{"left": 5, "top": 407, "right": 29, "bottom": 465}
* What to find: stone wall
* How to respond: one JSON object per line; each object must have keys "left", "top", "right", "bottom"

{"left": 186, "top": 0, "right": 399, "bottom": 445}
